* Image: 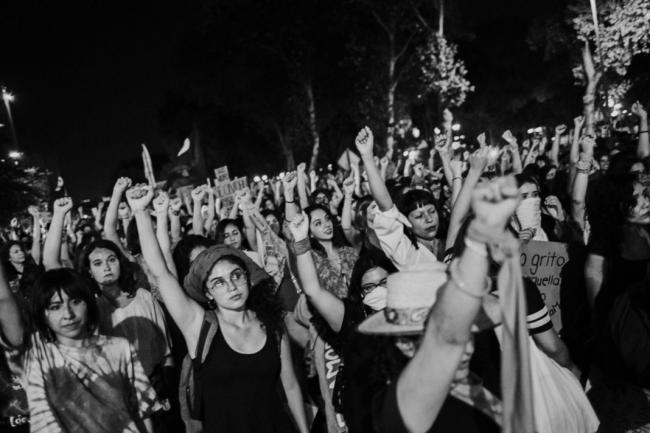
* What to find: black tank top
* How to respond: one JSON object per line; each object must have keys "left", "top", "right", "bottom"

{"left": 196, "top": 326, "right": 298, "bottom": 433}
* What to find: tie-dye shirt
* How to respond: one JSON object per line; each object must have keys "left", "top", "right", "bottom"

{"left": 14, "top": 333, "right": 160, "bottom": 433}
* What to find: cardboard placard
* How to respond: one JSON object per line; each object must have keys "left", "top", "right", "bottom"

{"left": 337, "top": 149, "right": 360, "bottom": 171}
{"left": 214, "top": 166, "right": 230, "bottom": 184}
{"left": 213, "top": 176, "right": 248, "bottom": 214}
{"left": 520, "top": 240, "right": 569, "bottom": 331}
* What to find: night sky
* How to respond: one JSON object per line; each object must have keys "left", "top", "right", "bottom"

{"left": 1, "top": 0, "right": 580, "bottom": 198}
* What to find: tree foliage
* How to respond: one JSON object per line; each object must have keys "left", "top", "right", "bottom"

{"left": 0, "top": 161, "right": 51, "bottom": 224}
{"left": 417, "top": 34, "right": 474, "bottom": 107}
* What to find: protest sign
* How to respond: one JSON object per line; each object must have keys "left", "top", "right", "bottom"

{"left": 213, "top": 176, "right": 248, "bottom": 214}
{"left": 337, "top": 149, "right": 360, "bottom": 171}
{"left": 214, "top": 166, "right": 230, "bottom": 184}
{"left": 520, "top": 240, "right": 568, "bottom": 331}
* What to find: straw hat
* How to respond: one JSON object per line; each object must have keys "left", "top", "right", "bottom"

{"left": 358, "top": 264, "right": 500, "bottom": 335}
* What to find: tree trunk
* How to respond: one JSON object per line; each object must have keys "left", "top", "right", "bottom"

{"left": 273, "top": 122, "right": 295, "bottom": 170}
{"left": 582, "top": 42, "right": 601, "bottom": 137}
{"left": 305, "top": 80, "right": 321, "bottom": 172}
{"left": 386, "top": 31, "right": 396, "bottom": 160}
{"left": 438, "top": 0, "right": 444, "bottom": 37}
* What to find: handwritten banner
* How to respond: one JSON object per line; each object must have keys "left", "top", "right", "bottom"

{"left": 520, "top": 240, "right": 569, "bottom": 331}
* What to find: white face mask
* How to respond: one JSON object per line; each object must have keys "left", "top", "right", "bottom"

{"left": 516, "top": 197, "right": 541, "bottom": 230}
{"left": 362, "top": 286, "right": 387, "bottom": 311}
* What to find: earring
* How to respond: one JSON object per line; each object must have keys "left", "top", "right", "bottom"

{"left": 207, "top": 299, "right": 217, "bottom": 310}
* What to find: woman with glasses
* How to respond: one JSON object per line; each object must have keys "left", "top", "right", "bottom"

{"left": 126, "top": 185, "right": 309, "bottom": 433}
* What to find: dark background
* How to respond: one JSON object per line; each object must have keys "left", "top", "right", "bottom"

{"left": 0, "top": 0, "right": 641, "bottom": 199}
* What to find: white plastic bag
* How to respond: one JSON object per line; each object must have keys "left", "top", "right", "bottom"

{"left": 528, "top": 340, "right": 600, "bottom": 433}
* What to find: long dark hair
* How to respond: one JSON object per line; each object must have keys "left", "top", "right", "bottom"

{"left": 31, "top": 268, "right": 99, "bottom": 342}
{"left": 207, "top": 255, "right": 284, "bottom": 342}
{"left": 304, "top": 205, "right": 351, "bottom": 256}
{"left": 172, "top": 235, "right": 214, "bottom": 282}
{"left": 80, "top": 239, "right": 137, "bottom": 296}
{"left": 1, "top": 241, "right": 27, "bottom": 281}
{"left": 215, "top": 218, "right": 252, "bottom": 251}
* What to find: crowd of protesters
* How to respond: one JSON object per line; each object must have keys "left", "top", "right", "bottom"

{"left": 0, "top": 103, "right": 649, "bottom": 433}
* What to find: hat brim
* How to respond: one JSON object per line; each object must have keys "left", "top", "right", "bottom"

{"left": 357, "top": 293, "right": 502, "bottom": 335}
{"left": 357, "top": 311, "right": 424, "bottom": 335}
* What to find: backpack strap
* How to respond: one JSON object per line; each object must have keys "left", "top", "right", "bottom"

{"left": 179, "top": 310, "right": 220, "bottom": 427}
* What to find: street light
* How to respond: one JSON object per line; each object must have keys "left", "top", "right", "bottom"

{"left": 8, "top": 150, "right": 22, "bottom": 160}
{"left": 2, "top": 90, "right": 14, "bottom": 103}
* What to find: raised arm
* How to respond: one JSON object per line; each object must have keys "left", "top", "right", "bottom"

{"left": 168, "top": 197, "right": 182, "bottom": 246}
{"left": 191, "top": 186, "right": 207, "bottom": 236}
{"left": 0, "top": 262, "right": 23, "bottom": 347}
{"left": 396, "top": 176, "right": 519, "bottom": 433}
{"left": 340, "top": 175, "right": 357, "bottom": 243}
{"left": 104, "top": 177, "right": 132, "bottom": 249}
{"left": 503, "top": 130, "right": 523, "bottom": 174}
{"left": 296, "top": 163, "right": 310, "bottom": 210}
{"left": 126, "top": 184, "right": 204, "bottom": 354}
{"left": 43, "top": 197, "right": 73, "bottom": 270}
{"left": 448, "top": 159, "right": 464, "bottom": 207}
{"left": 289, "top": 213, "right": 345, "bottom": 332}
{"left": 28, "top": 206, "right": 42, "bottom": 265}
{"left": 204, "top": 186, "right": 216, "bottom": 234}
{"left": 153, "top": 191, "right": 178, "bottom": 278}
{"left": 283, "top": 171, "right": 300, "bottom": 222}
{"left": 551, "top": 124, "right": 566, "bottom": 166}
{"left": 356, "top": 127, "right": 393, "bottom": 212}
{"left": 571, "top": 136, "right": 594, "bottom": 232}
{"left": 568, "top": 116, "right": 585, "bottom": 195}
{"left": 632, "top": 101, "right": 649, "bottom": 159}
{"left": 445, "top": 148, "right": 488, "bottom": 250}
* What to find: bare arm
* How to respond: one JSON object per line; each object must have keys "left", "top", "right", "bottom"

{"left": 289, "top": 213, "right": 346, "bottom": 332}
{"left": 585, "top": 253, "right": 605, "bottom": 312}
{"left": 355, "top": 127, "right": 394, "bottom": 212}
{"left": 43, "top": 197, "right": 73, "bottom": 270}
{"left": 28, "top": 206, "right": 42, "bottom": 265}
{"left": 191, "top": 186, "right": 206, "bottom": 236}
{"left": 551, "top": 125, "right": 566, "bottom": 166}
{"left": 153, "top": 192, "right": 178, "bottom": 278}
{"left": 283, "top": 171, "right": 300, "bottom": 222}
{"left": 503, "top": 130, "right": 523, "bottom": 174}
{"left": 169, "top": 197, "right": 182, "bottom": 246}
{"left": 445, "top": 149, "right": 488, "bottom": 250}
{"left": 279, "top": 333, "right": 310, "bottom": 433}
{"left": 449, "top": 160, "right": 464, "bottom": 208}
{"left": 104, "top": 177, "right": 132, "bottom": 250}
{"left": 127, "top": 185, "right": 204, "bottom": 355}
{"left": 204, "top": 187, "right": 216, "bottom": 234}
{"left": 297, "top": 163, "right": 310, "bottom": 210}
{"left": 340, "top": 176, "right": 356, "bottom": 242}
{"left": 532, "top": 329, "right": 579, "bottom": 377}
{"left": 0, "top": 262, "right": 24, "bottom": 347}
{"left": 571, "top": 136, "right": 594, "bottom": 232}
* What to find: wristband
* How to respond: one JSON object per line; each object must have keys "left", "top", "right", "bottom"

{"left": 639, "top": 130, "right": 649, "bottom": 134}
{"left": 452, "top": 176, "right": 462, "bottom": 181}
{"left": 289, "top": 237, "right": 312, "bottom": 256}
{"left": 285, "top": 199, "right": 295, "bottom": 204}
{"left": 448, "top": 259, "right": 491, "bottom": 299}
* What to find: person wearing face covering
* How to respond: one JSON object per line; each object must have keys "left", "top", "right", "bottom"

{"left": 513, "top": 170, "right": 583, "bottom": 244}
{"left": 289, "top": 212, "right": 398, "bottom": 433}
